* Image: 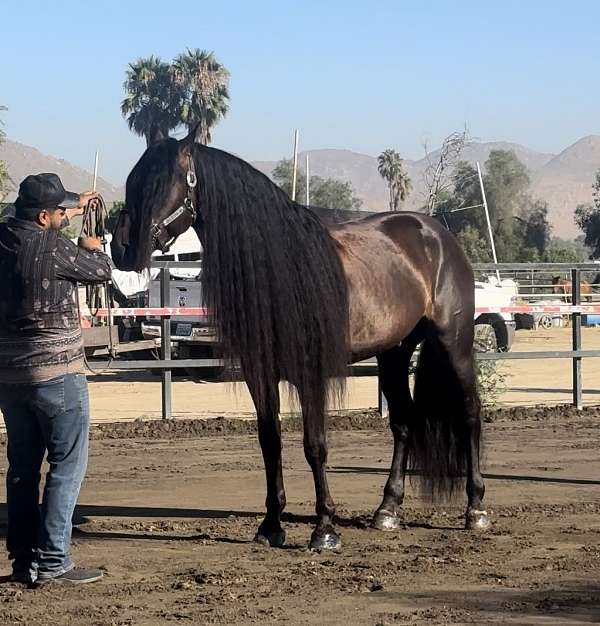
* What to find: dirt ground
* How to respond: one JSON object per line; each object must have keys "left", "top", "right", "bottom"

{"left": 84, "top": 328, "right": 600, "bottom": 424}
{"left": 0, "top": 409, "right": 600, "bottom": 625}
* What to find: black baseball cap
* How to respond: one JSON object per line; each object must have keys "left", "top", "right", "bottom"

{"left": 14, "top": 173, "right": 80, "bottom": 213}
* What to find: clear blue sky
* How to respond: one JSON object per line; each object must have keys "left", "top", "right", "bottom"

{"left": 2, "top": 0, "right": 599, "bottom": 184}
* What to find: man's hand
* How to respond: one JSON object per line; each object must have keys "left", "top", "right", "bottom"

{"left": 65, "top": 191, "right": 100, "bottom": 220}
{"left": 66, "top": 207, "right": 84, "bottom": 220}
{"left": 78, "top": 191, "right": 99, "bottom": 208}
{"left": 77, "top": 236, "right": 102, "bottom": 252}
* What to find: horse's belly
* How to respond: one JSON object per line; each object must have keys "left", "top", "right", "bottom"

{"left": 347, "top": 280, "right": 427, "bottom": 361}
{"left": 331, "top": 217, "right": 431, "bottom": 361}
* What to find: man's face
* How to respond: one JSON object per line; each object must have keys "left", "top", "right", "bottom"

{"left": 38, "top": 207, "right": 68, "bottom": 231}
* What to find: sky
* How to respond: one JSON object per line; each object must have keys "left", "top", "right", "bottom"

{"left": 2, "top": 0, "right": 600, "bottom": 184}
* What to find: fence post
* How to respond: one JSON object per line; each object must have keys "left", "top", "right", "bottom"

{"left": 160, "top": 267, "right": 173, "bottom": 419}
{"left": 571, "top": 268, "right": 582, "bottom": 410}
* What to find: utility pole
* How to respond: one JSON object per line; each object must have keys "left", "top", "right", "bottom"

{"left": 305, "top": 153, "right": 310, "bottom": 205}
{"left": 92, "top": 150, "right": 99, "bottom": 192}
{"left": 476, "top": 161, "right": 500, "bottom": 282}
{"left": 291, "top": 129, "right": 299, "bottom": 201}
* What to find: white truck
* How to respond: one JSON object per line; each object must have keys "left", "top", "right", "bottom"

{"left": 473, "top": 277, "right": 518, "bottom": 352}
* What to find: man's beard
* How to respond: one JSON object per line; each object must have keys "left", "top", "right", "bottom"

{"left": 54, "top": 216, "right": 70, "bottom": 230}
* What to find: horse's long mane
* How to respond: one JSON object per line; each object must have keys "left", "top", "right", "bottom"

{"left": 193, "top": 144, "right": 349, "bottom": 413}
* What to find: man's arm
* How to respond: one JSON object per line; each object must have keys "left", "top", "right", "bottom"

{"left": 54, "top": 235, "right": 113, "bottom": 285}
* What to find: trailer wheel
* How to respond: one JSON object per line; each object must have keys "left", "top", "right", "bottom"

{"left": 537, "top": 314, "right": 553, "bottom": 329}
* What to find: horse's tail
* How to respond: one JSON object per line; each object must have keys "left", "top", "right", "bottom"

{"left": 408, "top": 323, "right": 475, "bottom": 500}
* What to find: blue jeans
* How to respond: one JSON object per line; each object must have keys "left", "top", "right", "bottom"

{"left": 0, "top": 374, "right": 90, "bottom": 580}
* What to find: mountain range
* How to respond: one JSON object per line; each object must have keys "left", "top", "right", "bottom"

{"left": 3, "top": 135, "right": 600, "bottom": 239}
{"left": 0, "top": 140, "right": 122, "bottom": 205}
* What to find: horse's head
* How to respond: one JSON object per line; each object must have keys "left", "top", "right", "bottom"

{"left": 111, "top": 126, "right": 201, "bottom": 271}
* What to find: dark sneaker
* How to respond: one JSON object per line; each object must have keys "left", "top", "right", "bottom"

{"left": 37, "top": 567, "right": 104, "bottom": 585}
{"left": 10, "top": 571, "right": 36, "bottom": 585}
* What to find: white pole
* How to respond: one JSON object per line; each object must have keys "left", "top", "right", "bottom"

{"left": 92, "top": 150, "right": 99, "bottom": 192}
{"left": 305, "top": 153, "right": 310, "bottom": 205}
{"left": 476, "top": 161, "right": 500, "bottom": 282}
{"left": 291, "top": 129, "right": 299, "bottom": 201}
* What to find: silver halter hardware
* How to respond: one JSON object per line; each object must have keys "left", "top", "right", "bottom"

{"left": 151, "top": 155, "right": 197, "bottom": 254}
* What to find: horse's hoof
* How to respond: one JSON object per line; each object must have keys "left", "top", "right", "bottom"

{"left": 254, "top": 529, "right": 286, "bottom": 548}
{"left": 372, "top": 510, "right": 401, "bottom": 531}
{"left": 309, "top": 528, "right": 341, "bottom": 552}
{"left": 465, "top": 508, "right": 491, "bottom": 531}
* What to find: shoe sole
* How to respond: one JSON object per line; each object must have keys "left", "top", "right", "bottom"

{"left": 37, "top": 574, "right": 103, "bottom": 585}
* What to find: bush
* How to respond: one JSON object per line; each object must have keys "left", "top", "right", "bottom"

{"left": 476, "top": 359, "right": 506, "bottom": 407}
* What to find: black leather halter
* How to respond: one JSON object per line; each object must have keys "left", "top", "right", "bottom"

{"left": 151, "top": 155, "right": 198, "bottom": 254}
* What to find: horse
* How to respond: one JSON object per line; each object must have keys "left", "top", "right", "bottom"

{"left": 110, "top": 125, "right": 488, "bottom": 551}
{"left": 552, "top": 276, "right": 593, "bottom": 302}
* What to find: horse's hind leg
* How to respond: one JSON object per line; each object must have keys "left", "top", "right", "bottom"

{"left": 246, "top": 379, "right": 287, "bottom": 548}
{"left": 372, "top": 330, "right": 422, "bottom": 531}
{"left": 430, "top": 318, "right": 490, "bottom": 531}
{"left": 299, "top": 386, "right": 340, "bottom": 551}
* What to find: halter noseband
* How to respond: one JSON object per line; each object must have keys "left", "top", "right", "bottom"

{"left": 150, "top": 155, "right": 198, "bottom": 254}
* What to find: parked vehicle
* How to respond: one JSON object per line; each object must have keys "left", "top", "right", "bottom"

{"left": 473, "top": 277, "right": 518, "bottom": 352}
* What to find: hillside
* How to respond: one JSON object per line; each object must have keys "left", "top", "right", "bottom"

{"left": 0, "top": 140, "right": 123, "bottom": 203}
{"left": 3, "top": 136, "right": 600, "bottom": 239}
{"left": 531, "top": 135, "right": 600, "bottom": 237}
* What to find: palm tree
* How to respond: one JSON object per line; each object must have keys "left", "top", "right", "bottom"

{"left": 121, "top": 56, "right": 181, "bottom": 146}
{"left": 377, "top": 149, "right": 412, "bottom": 211}
{"left": 172, "top": 49, "right": 230, "bottom": 145}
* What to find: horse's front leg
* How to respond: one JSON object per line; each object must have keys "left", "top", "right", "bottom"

{"left": 246, "top": 377, "right": 287, "bottom": 548}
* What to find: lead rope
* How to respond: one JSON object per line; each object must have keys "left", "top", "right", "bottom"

{"left": 75, "top": 194, "right": 116, "bottom": 374}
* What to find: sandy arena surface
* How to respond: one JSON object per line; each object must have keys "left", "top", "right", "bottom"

{"left": 0, "top": 409, "right": 599, "bottom": 624}
{"left": 0, "top": 328, "right": 599, "bottom": 624}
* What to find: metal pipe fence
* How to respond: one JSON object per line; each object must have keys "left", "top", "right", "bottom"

{"left": 87, "top": 261, "right": 600, "bottom": 418}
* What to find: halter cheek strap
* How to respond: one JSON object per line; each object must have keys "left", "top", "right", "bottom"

{"left": 151, "top": 155, "right": 198, "bottom": 254}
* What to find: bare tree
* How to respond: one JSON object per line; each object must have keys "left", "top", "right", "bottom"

{"left": 423, "top": 129, "right": 471, "bottom": 215}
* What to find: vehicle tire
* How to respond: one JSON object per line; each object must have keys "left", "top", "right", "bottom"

{"left": 474, "top": 324, "right": 498, "bottom": 353}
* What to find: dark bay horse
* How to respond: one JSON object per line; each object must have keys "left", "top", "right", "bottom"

{"left": 111, "top": 126, "right": 488, "bottom": 550}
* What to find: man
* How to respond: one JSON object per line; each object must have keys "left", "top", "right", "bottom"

{"left": 0, "top": 173, "right": 112, "bottom": 585}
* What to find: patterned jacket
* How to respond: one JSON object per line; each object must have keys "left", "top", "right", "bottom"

{"left": 0, "top": 218, "right": 112, "bottom": 383}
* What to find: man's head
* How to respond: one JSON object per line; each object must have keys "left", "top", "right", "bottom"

{"left": 14, "top": 173, "right": 80, "bottom": 230}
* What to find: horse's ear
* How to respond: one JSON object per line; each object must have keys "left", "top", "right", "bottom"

{"left": 147, "top": 125, "right": 167, "bottom": 146}
{"left": 179, "top": 122, "right": 203, "bottom": 153}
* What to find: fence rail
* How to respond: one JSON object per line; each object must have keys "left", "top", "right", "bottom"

{"left": 86, "top": 261, "right": 598, "bottom": 417}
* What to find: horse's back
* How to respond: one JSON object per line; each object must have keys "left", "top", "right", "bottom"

{"left": 328, "top": 212, "right": 473, "bottom": 359}
{"left": 330, "top": 211, "right": 472, "bottom": 289}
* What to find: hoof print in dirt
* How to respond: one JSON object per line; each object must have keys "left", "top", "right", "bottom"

{"left": 254, "top": 530, "right": 286, "bottom": 548}
{"left": 465, "top": 509, "right": 492, "bottom": 531}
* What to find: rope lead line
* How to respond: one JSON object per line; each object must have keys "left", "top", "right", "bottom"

{"left": 77, "top": 194, "right": 116, "bottom": 373}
